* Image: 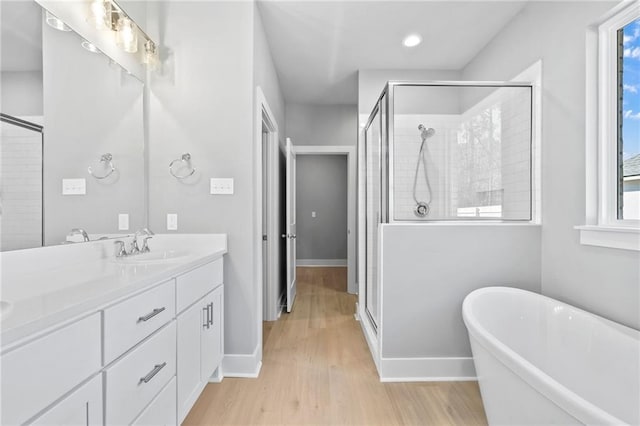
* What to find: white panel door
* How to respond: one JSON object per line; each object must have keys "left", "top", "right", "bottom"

{"left": 285, "top": 138, "right": 297, "bottom": 313}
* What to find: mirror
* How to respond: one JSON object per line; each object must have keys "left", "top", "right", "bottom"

{"left": 0, "top": 1, "right": 145, "bottom": 251}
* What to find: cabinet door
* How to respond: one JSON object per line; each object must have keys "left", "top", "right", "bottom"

{"left": 177, "top": 301, "right": 204, "bottom": 424}
{"left": 201, "top": 286, "right": 223, "bottom": 382}
{"left": 31, "top": 375, "right": 102, "bottom": 426}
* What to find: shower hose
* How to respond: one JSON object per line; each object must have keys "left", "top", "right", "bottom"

{"left": 412, "top": 124, "right": 433, "bottom": 217}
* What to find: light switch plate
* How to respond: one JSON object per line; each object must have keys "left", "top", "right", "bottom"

{"left": 118, "top": 214, "right": 129, "bottom": 231}
{"left": 62, "top": 178, "right": 86, "bottom": 195}
{"left": 210, "top": 178, "right": 234, "bottom": 195}
{"left": 167, "top": 213, "right": 178, "bottom": 230}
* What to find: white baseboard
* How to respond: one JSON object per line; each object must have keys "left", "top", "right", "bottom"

{"left": 297, "top": 259, "right": 347, "bottom": 267}
{"left": 222, "top": 345, "right": 262, "bottom": 378}
{"left": 379, "top": 356, "right": 477, "bottom": 382}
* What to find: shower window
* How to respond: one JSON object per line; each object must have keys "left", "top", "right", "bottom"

{"left": 390, "top": 84, "right": 533, "bottom": 221}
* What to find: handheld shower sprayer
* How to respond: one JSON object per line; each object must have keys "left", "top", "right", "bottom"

{"left": 413, "top": 124, "right": 436, "bottom": 218}
{"left": 418, "top": 124, "right": 436, "bottom": 141}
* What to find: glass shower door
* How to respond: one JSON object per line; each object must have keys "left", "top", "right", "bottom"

{"left": 364, "top": 101, "right": 383, "bottom": 330}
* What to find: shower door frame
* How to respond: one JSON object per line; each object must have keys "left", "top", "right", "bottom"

{"left": 360, "top": 80, "right": 535, "bottom": 336}
{"left": 385, "top": 80, "right": 534, "bottom": 223}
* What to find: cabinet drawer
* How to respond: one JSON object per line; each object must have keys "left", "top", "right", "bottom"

{"left": 31, "top": 375, "right": 103, "bottom": 426}
{"left": 131, "top": 377, "right": 177, "bottom": 426}
{"left": 105, "top": 321, "right": 176, "bottom": 426}
{"left": 104, "top": 280, "right": 176, "bottom": 364}
{"left": 176, "top": 259, "right": 222, "bottom": 313}
{"left": 1, "top": 313, "right": 101, "bottom": 426}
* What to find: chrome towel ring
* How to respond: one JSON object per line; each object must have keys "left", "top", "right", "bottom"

{"left": 88, "top": 153, "right": 116, "bottom": 179}
{"left": 169, "top": 153, "right": 196, "bottom": 179}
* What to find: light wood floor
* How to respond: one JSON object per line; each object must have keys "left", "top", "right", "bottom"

{"left": 183, "top": 267, "right": 487, "bottom": 425}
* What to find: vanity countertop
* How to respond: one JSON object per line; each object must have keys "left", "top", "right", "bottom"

{"left": 0, "top": 234, "right": 227, "bottom": 350}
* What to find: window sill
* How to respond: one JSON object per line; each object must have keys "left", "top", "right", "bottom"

{"left": 575, "top": 225, "right": 640, "bottom": 251}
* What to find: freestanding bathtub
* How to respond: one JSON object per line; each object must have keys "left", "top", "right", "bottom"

{"left": 463, "top": 287, "right": 639, "bottom": 426}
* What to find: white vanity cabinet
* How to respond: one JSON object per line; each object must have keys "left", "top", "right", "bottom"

{"left": 176, "top": 259, "right": 224, "bottom": 424}
{"left": 0, "top": 253, "right": 225, "bottom": 426}
{"left": 0, "top": 313, "right": 102, "bottom": 425}
{"left": 30, "top": 375, "right": 103, "bottom": 426}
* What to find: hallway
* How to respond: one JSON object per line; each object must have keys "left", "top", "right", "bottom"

{"left": 184, "top": 267, "right": 487, "bottom": 425}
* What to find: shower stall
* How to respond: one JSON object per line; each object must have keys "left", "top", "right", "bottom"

{"left": 361, "top": 81, "right": 534, "bottom": 333}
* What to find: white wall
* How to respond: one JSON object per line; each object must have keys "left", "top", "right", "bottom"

{"left": 285, "top": 103, "right": 356, "bottom": 146}
{"left": 0, "top": 71, "right": 43, "bottom": 116}
{"left": 462, "top": 1, "right": 640, "bottom": 330}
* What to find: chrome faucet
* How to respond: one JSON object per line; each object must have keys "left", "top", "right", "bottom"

{"left": 68, "top": 228, "right": 90, "bottom": 242}
{"left": 114, "top": 228, "right": 155, "bottom": 258}
{"left": 114, "top": 240, "right": 127, "bottom": 257}
{"left": 135, "top": 228, "right": 154, "bottom": 253}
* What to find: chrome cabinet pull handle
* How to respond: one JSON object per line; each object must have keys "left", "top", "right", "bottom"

{"left": 208, "top": 302, "right": 214, "bottom": 327}
{"left": 139, "top": 362, "right": 166, "bottom": 384}
{"left": 137, "top": 307, "right": 165, "bottom": 323}
{"left": 203, "top": 306, "right": 209, "bottom": 329}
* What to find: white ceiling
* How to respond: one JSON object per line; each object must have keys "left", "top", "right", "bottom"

{"left": 257, "top": 1, "right": 528, "bottom": 105}
{"left": 1, "top": 1, "right": 43, "bottom": 72}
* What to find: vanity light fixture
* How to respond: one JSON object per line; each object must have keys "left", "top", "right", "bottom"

{"left": 116, "top": 16, "right": 138, "bottom": 53}
{"left": 45, "top": 11, "right": 72, "bottom": 32}
{"left": 88, "top": 0, "right": 111, "bottom": 30}
{"left": 402, "top": 33, "right": 422, "bottom": 48}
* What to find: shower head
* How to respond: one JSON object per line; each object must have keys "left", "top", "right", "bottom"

{"left": 418, "top": 124, "right": 435, "bottom": 140}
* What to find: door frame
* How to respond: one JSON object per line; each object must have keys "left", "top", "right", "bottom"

{"left": 293, "top": 145, "right": 358, "bottom": 294}
{"left": 255, "top": 87, "right": 281, "bottom": 351}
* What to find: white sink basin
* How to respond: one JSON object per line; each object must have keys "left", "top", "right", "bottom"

{"left": 1, "top": 300, "right": 13, "bottom": 319}
{"left": 112, "top": 250, "right": 190, "bottom": 264}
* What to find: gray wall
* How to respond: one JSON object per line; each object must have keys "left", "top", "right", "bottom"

{"left": 296, "top": 155, "right": 348, "bottom": 261}
{"left": 254, "top": 3, "right": 287, "bottom": 321}
{"left": 1, "top": 71, "right": 42, "bottom": 116}
{"left": 462, "top": 1, "right": 640, "bottom": 330}
{"left": 285, "top": 103, "right": 356, "bottom": 146}
{"left": 148, "top": 1, "right": 286, "bottom": 362}
{"left": 148, "top": 1, "right": 255, "bottom": 356}
{"left": 357, "top": 69, "right": 462, "bottom": 118}
{"left": 42, "top": 21, "right": 145, "bottom": 245}
{"left": 381, "top": 225, "right": 541, "bottom": 359}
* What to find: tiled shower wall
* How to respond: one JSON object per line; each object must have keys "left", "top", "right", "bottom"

{"left": 392, "top": 87, "right": 532, "bottom": 221}
{"left": 0, "top": 120, "right": 43, "bottom": 250}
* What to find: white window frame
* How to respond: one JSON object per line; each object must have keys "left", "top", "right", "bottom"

{"left": 578, "top": 1, "right": 640, "bottom": 251}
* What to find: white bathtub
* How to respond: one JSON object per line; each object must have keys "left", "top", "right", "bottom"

{"left": 463, "top": 287, "right": 640, "bottom": 426}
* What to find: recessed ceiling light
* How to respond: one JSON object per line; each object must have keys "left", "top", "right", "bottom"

{"left": 402, "top": 33, "right": 422, "bottom": 48}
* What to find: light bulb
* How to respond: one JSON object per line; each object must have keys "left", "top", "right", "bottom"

{"left": 143, "top": 40, "right": 159, "bottom": 69}
{"left": 88, "top": 0, "right": 111, "bottom": 30}
{"left": 402, "top": 34, "right": 422, "bottom": 48}
{"left": 116, "top": 17, "right": 138, "bottom": 53}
